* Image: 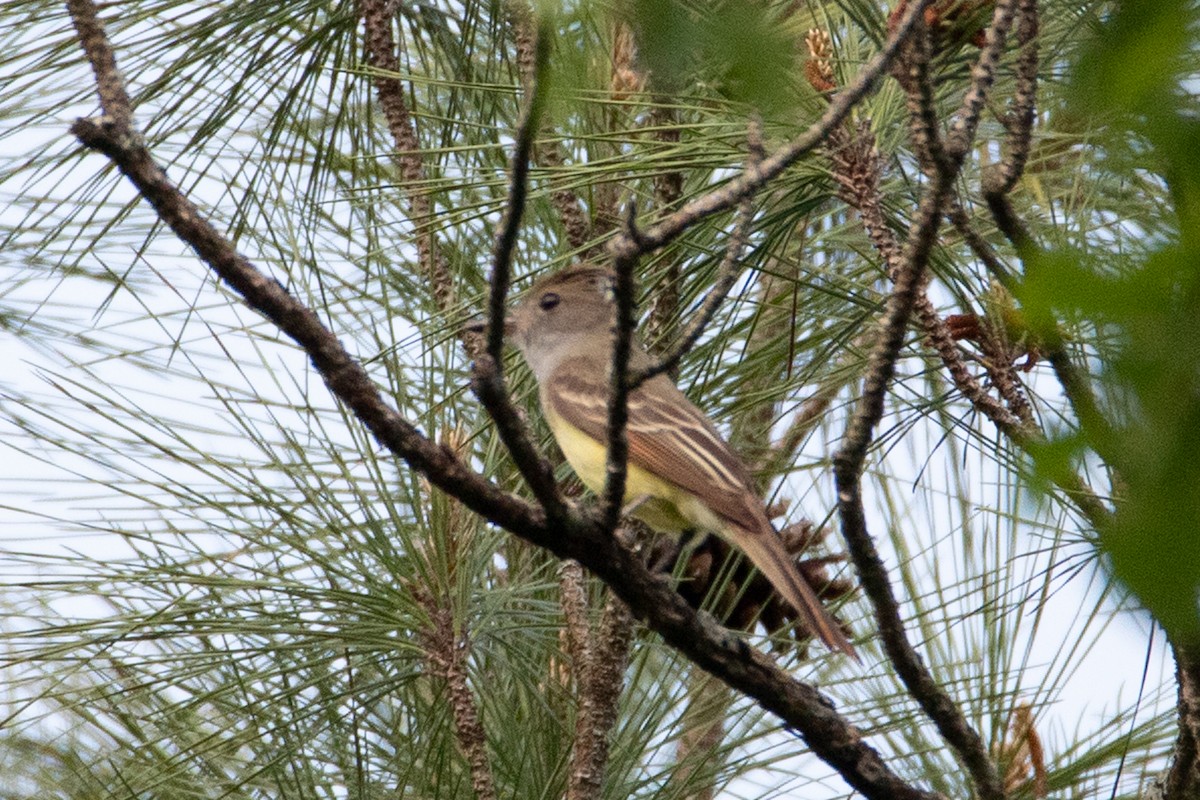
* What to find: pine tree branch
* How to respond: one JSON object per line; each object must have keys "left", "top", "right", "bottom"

{"left": 989, "top": 0, "right": 1040, "bottom": 196}
{"left": 506, "top": 0, "right": 594, "bottom": 254}
{"left": 358, "top": 0, "right": 457, "bottom": 316}
{"left": 560, "top": 560, "right": 593, "bottom": 672}
{"left": 473, "top": 13, "right": 567, "bottom": 522}
{"left": 568, "top": 592, "right": 633, "bottom": 800}
{"left": 606, "top": 0, "right": 935, "bottom": 263}
{"left": 417, "top": 592, "right": 498, "bottom": 800}
{"left": 834, "top": 4, "right": 1032, "bottom": 799}
{"left": 1165, "top": 641, "right": 1200, "bottom": 800}
{"left": 65, "top": 3, "right": 943, "bottom": 796}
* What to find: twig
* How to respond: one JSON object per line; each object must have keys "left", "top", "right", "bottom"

{"left": 418, "top": 592, "right": 498, "bottom": 800}
{"left": 65, "top": 3, "right": 942, "bottom": 795}
{"left": 601, "top": 231, "right": 640, "bottom": 531}
{"left": 834, "top": 5, "right": 1028, "bottom": 800}
{"left": 472, "top": 16, "right": 566, "bottom": 521}
{"left": 607, "top": 0, "right": 936, "bottom": 263}
{"left": 630, "top": 119, "right": 763, "bottom": 392}
{"left": 836, "top": 175, "right": 999, "bottom": 799}
{"left": 358, "top": 0, "right": 456, "bottom": 316}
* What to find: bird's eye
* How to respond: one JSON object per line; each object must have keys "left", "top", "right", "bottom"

{"left": 539, "top": 292, "right": 560, "bottom": 311}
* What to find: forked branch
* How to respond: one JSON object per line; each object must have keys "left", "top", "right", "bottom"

{"left": 65, "top": 1, "right": 943, "bottom": 796}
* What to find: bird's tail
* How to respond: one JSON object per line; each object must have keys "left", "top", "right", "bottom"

{"left": 735, "top": 527, "right": 858, "bottom": 660}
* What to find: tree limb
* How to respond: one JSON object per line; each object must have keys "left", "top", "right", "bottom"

{"left": 606, "top": 0, "right": 936, "bottom": 263}
{"left": 65, "top": 2, "right": 944, "bottom": 795}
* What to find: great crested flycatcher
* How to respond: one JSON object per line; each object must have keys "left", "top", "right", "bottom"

{"left": 499, "top": 265, "right": 855, "bottom": 657}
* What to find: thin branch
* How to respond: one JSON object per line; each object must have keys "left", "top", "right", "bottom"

{"left": 947, "top": 198, "right": 1017, "bottom": 286}
{"left": 418, "top": 593, "right": 498, "bottom": 800}
{"left": 945, "top": 0, "right": 1019, "bottom": 160}
{"left": 992, "top": 0, "right": 1039, "bottom": 195}
{"left": 358, "top": 0, "right": 456, "bottom": 315}
{"left": 893, "top": 24, "right": 951, "bottom": 178}
{"left": 568, "top": 592, "right": 633, "bottom": 800}
{"left": 485, "top": 16, "right": 549, "bottom": 364}
{"left": 601, "top": 234, "right": 640, "bottom": 531}
{"left": 607, "top": 0, "right": 936, "bottom": 263}
{"left": 66, "top": 4, "right": 941, "bottom": 796}
{"left": 833, "top": 5, "right": 1029, "bottom": 799}
{"left": 507, "top": 0, "right": 593, "bottom": 253}
{"left": 472, "top": 14, "right": 567, "bottom": 522}
{"left": 65, "top": 0, "right": 132, "bottom": 130}
{"left": 630, "top": 119, "right": 763, "bottom": 392}
{"left": 836, "top": 172, "right": 999, "bottom": 799}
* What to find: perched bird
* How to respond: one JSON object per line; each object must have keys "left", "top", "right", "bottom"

{"left": 500, "top": 265, "right": 855, "bottom": 657}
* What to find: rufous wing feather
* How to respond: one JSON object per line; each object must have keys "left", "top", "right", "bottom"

{"left": 546, "top": 356, "right": 856, "bottom": 657}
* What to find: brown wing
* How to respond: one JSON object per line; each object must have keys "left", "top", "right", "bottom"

{"left": 545, "top": 357, "right": 858, "bottom": 658}
{"left": 545, "top": 357, "right": 765, "bottom": 533}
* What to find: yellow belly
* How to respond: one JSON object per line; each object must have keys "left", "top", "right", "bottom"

{"left": 545, "top": 411, "right": 725, "bottom": 536}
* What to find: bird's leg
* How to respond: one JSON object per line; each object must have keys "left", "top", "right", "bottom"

{"left": 620, "top": 494, "right": 651, "bottom": 518}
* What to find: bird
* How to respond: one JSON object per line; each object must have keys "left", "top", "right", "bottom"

{"left": 493, "top": 264, "right": 855, "bottom": 657}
